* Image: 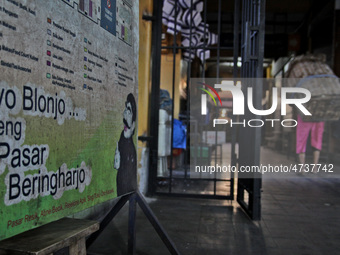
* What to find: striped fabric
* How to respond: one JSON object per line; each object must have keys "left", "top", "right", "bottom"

{"left": 162, "top": 0, "right": 218, "bottom": 62}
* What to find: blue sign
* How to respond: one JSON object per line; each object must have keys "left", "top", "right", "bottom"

{"left": 101, "top": 0, "right": 116, "bottom": 35}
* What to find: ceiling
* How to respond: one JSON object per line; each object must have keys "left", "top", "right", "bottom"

{"left": 203, "top": 0, "right": 334, "bottom": 59}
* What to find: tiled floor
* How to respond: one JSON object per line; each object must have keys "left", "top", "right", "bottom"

{"left": 88, "top": 147, "right": 340, "bottom": 255}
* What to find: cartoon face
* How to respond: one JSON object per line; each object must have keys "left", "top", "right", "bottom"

{"left": 123, "top": 101, "right": 135, "bottom": 138}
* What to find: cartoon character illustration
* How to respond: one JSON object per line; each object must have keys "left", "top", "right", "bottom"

{"left": 114, "top": 93, "right": 137, "bottom": 196}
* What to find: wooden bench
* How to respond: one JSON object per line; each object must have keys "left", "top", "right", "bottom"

{"left": 0, "top": 218, "right": 99, "bottom": 255}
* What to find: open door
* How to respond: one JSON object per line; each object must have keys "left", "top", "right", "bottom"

{"left": 148, "top": 0, "right": 266, "bottom": 221}
{"left": 235, "top": 0, "right": 266, "bottom": 220}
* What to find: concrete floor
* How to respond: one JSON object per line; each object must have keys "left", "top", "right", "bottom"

{"left": 88, "top": 147, "right": 340, "bottom": 255}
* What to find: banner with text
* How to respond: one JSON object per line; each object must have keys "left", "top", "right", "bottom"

{"left": 0, "top": 0, "right": 138, "bottom": 240}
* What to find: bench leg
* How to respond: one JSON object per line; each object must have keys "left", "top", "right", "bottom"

{"left": 69, "top": 238, "right": 86, "bottom": 255}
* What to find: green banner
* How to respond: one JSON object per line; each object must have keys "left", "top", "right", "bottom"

{"left": 0, "top": 0, "right": 138, "bottom": 240}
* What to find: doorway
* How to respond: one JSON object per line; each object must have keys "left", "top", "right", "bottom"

{"left": 147, "top": 0, "right": 265, "bottom": 220}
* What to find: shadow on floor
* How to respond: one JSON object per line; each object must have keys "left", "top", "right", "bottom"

{"left": 88, "top": 147, "right": 340, "bottom": 255}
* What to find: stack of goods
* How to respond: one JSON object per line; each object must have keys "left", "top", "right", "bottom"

{"left": 285, "top": 54, "right": 340, "bottom": 121}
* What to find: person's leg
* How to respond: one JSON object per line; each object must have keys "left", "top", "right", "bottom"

{"left": 296, "top": 116, "right": 311, "bottom": 173}
{"left": 311, "top": 122, "right": 325, "bottom": 170}
{"left": 298, "top": 152, "right": 306, "bottom": 167}
{"left": 311, "top": 121, "right": 324, "bottom": 151}
{"left": 313, "top": 150, "right": 320, "bottom": 165}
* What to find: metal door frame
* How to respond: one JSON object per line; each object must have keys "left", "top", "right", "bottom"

{"left": 148, "top": 0, "right": 237, "bottom": 200}
{"left": 236, "top": 0, "right": 266, "bottom": 220}
{"left": 148, "top": 0, "right": 265, "bottom": 215}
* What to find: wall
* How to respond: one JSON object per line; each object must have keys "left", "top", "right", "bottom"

{"left": 0, "top": 0, "right": 139, "bottom": 239}
{"left": 74, "top": 0, "right": 153, "bottom": 222}
{"left": 137, "top": 0, "right": 153, "bottom": 194}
